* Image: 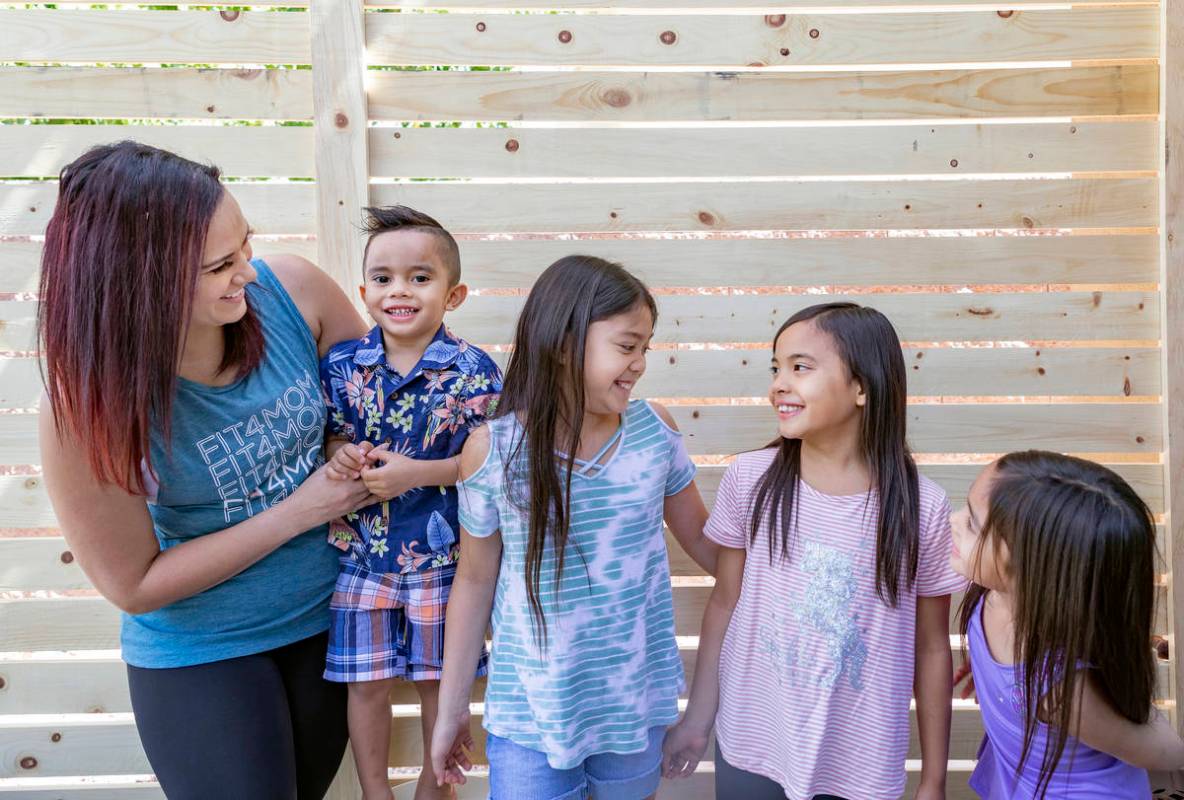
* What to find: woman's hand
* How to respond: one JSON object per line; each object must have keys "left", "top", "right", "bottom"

{"left": 430, "top": 705, "right": 475, "bottom": 787}
{"left": 289, "top": 462, "right": 377, "bottom": 528}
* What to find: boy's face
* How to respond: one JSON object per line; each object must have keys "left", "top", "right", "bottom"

{"left": 359, "top": 229, "right": 466, "bottom": 348}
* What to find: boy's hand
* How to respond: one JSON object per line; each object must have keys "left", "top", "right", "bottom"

{"left": 361, "top": 444, "right": 419, "bottom": 500}
{"left": 326, "top": 440, "right": 374, "bottom": 480}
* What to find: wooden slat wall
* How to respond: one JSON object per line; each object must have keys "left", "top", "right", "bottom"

{"left": 0, "top": 1, "right": 1173, "bottom": 798}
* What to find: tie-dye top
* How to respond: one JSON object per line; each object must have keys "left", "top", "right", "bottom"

{"left": 457, "top": 399, "right": 695, "bottom": 769}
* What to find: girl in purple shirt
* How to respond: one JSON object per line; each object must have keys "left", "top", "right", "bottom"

{"left": 950, "top": 451, "right": 1184, "bottom": 799}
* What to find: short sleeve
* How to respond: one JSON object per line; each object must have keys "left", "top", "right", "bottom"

{"left": 457, "top": 440, "right": 501, "bottom": 539}
{"left": 704, "top": 460, "right": 748, "bottom": 549}
{"left": 319, "top": 352, "right": 351, "bottom": 440}
{"left": 664, "top": 427, "right": 696, "bottom": 497}
{"left": 915, "top": 488, "right": 969, "bottom": 597}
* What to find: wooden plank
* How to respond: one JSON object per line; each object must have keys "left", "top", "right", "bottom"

{"left": 0, "top": 345, "right": 1163, "bottom": 413}
{"left": 5, "top": 235, "right": 1162, "bottom": 294}
{"left": 366, "top": 9, "right": 1159, "bottom": 68}
{"left": 1165, "top": 0, "right": 1183, "bottom": 729}
{"left": 448, "top": 291, "right": 1160, "bottom": 345}
{"left": 370, "top": 120, "right": 1160, "bottom": 179}
{"left": 0, "top": 66, "right": 313, "bottom": 121}
{"left": 0, "top": 124, "right": 315, "bottom": 179}
{"left": 370, "top": 177, "right": 1158, "bottom": 233}
{"left": 367, "top": 0, "right": 1153, "bottom": 8}
{"left": 367, "top": 65, "right": 1159, "bottom": 122}
{"left": 0, "top": 10, "right": 310, "bottom": 65}
{"left": 0, "top": 182, "right": 315, "bottom": 236}
{"left": 664, "top": 403, "right": 1162, "bottom": 455}
{"left": 311, "top": 0, "right": 370, "bottom": 290}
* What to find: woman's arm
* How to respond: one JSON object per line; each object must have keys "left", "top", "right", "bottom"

{"left": 1073, "top": 674, "right": 1184, "bottom": 771}
{"left": 40, "top": 401, "right": 374, "bottom": 615}
{"left": 662, "top": 545, "right": 745, "bottom": 778}
{"left": 265, "top": 253, "right": 368, "bottom": 356}
{"left": 913, "top": 594, "right": 953, "bottom": 799}
{"left": 665, "top": 483, "right": 717, "bottom": 576}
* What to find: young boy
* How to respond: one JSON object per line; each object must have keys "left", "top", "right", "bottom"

{"left": 320, "top": 206, "right": 500, "bottom": 800}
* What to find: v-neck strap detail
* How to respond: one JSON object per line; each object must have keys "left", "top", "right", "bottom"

{"left": 572, "top": 426, "right": 623, "bottom": 478}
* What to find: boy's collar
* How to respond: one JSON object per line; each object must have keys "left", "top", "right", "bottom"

{"left": 352, "top": 324, "right": 457, "bottom": 370}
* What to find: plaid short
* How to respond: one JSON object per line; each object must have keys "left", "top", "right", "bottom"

{"left": 324, "top": 562, "right": 488, "bottom": 683}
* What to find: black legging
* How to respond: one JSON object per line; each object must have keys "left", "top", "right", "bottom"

{"left": 715, "top": 742, "right": 848, "bottom": 800}
{"left": 127, "top": 631, "right": 349, "bottom": 800}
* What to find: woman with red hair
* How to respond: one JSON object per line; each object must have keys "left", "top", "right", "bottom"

{"left": 37, "top": 141, "right": 373, "bottom": 798}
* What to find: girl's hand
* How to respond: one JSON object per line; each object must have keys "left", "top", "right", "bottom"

{"left": 953, "top": 661, "right": 977, "bottom": 702}
{"left": 326, "top": 440, "right": 374, "bottom": 480}
{"left": 661, "top": 719, "right": 710, "bottom": 779}
{"left": 430, "top": 705, "right": 475, "bottom": 787}
{"left": 361, "top": 445, "right": 419, "bottom": 500}
{"left": 290, "top": 462, "right": 377, "bottom": 527}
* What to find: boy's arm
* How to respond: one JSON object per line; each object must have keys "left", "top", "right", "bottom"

{"left": 914, "top": 593, "right": 953, "bottom": 799}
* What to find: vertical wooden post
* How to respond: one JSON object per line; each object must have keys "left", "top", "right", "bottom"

{"left": 1166, "top": 0, "right": 1184, "bottom": 734}
{"left": 312, "top": 2, "right": 368, "bottom": 796}
{"left": 311, "top": 0, "right": 369, "bottom": 292}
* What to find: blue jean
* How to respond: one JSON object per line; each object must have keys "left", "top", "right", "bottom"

{"left": 486, "top": 726, "right": 665, "bottom": 800}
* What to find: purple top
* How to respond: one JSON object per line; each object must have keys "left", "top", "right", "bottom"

{"left": 968, "top": 597, "right": 1151, "bottom": 799}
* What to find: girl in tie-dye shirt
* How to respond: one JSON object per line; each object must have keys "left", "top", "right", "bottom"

{"left": 430, "top": 256, "right": 718, "bottom": 800}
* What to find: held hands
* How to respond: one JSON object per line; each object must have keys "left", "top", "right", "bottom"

{"left": 326, "top": 440, "right": 375, "bottom": 480}
{"left": 359, "top": 444, "right": 420, "bottom": 501}
{"left": 661, "top": 718, "right": 711, "bottom": 779}
{"left": 430, "top": 705, "right": 475, "bottom": 787}
{"left": 953, "top": 661, "right": 977, "bottom": 702}
{"left": 292, "top": 461, "right": 378, "bottom": 526}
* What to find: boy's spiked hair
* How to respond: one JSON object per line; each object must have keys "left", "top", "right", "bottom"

{"left": 362, "top": 205, "right": 461, "bottom": 284}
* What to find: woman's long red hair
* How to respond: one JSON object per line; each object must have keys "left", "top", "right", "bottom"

{"left": 38, "top": 141, "right": 263, "bottom": 494}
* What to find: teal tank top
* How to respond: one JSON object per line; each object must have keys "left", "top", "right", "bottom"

{"left": 122, "top": 258, "right": 337, "bottom": 668}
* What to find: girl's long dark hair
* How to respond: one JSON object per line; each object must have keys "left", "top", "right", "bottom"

{"left": 38, "top": 141, "right": 264, "bottom": 494}
{"left": 957, "top": 451, "right": 1156, "bottom": 798}
{"left": 748, "top": 302, "right": 919, "bottom": 607}
{"left": 496, "top": 255, "right": 657, "bottom": 648}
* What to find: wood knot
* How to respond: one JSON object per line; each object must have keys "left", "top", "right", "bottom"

{"left": 334, "top": 112, "right": 349, "bottom": 129}
{"left": 967, "top": 306, "right": 994, "bottom": 317}
{"left": 602, "top": 89, "right": 631, "bottom": 108}
{"left": 779, "top": 47, "right": 790, "bottom": 56}
{"left": 949, "top": 158, "right": 959, "bottom": 168}
{"left": 60, "top": 551, "right": 74, "bottom": 564}
{"left": 1136, "top": 435, "right": 1145, "bottom": 444}
{"left": 668, "top": 356, "right": 676, "bottom": 365}
{"left": 1091, "top": 291, "right": 1102, "bottom": 308}
{"left": 747, "top": 62, "right": 766, "bottom": 68}
{"left": 809, "top": 28, "right": 820, "bottom": 39}
{"left": 219, "top": 9, "right": 240, "bottom": 21}
{"left": 19, "top": 757, "right": 37, "bottom": 770}
{"left": 475, "top": 21, "right": 486, "bottom": 32}
{"left": 206, "top": 105, "right": 216, "bottom": 113}
{"left": 691, "top": 410, "right": 700, "bottom": 419}
{"left": 393, "top": 132, "right": 401, "bottom": 139}
{"left": 764, "top": 14, "right": 786, "bottom": 27}
{"left": 504, "top": 138, "right": 520, "bottom": 152}
{"left": 558, "top": 30, "right": 572, "bottom": 43}
{"left": 1021, "top": 215, "right": 1034, "bottom": 229}
{"left": 1154, "top": 636, "right": 1169, "bottom": 660}
{"left": 997, "top": 9, "right": 1014, "bottom": 17}
{"left": 23, "top": 477, "right": 38, "bottom": 490}
{"left": 1037, "top": 367, "right": 1046, "bottom": 376}
{"left": 50, "top": 733, "right": 61, "bottom": 743}
{"left": 660, "top": 30, "right": 677, "bottom": 45}
{"left": 697, "top": 211, "right": 716, "bottom": 226}
{"left": 1069, "top": 125, "right": 1077, "bottom": 134}
{"left": 915, "top": 351, "right": 924, "bottom": 358}
{"left": 1123, "top": 377, "right": 1132, "bottom": 396}
{"left": 609, "top": 211, "right": 618, "bottom": 219}
{"left": 0, "top": 676, "right": 6, "bottom": 690}
{"left": 904, "top": 204, "right": 911, "bottom": 211}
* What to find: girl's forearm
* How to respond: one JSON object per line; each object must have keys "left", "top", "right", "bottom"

{"left": 683, "top": 588, "right": 735, "bottom": 730}
{"left": 438, "top": 570, "right": 497, "bottom": 714}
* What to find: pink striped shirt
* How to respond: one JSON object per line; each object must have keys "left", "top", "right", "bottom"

{"left": 705, "top": 448, "right": 966, "bottom": 799}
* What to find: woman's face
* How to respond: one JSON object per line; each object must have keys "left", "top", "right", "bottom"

{"left": 193, "top": 192, "right": 255, "bottom": 330}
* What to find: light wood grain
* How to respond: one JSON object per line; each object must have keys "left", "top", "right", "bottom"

{"left": 370, "top": 177, "right": 1157, "bottom": 233}
{"left": 311, "top": 0, "right": 370, "bottom": 290}
{"left": 369, "top": 120, "right": 1160, "bottom": 178}
{"left": 366, "top": 9, "right": 1159, "bottom": 68}
{"left": 0, "top": 66, "right": 313, "bottom": 121}
{"left": 4, "top": 235, "right": 1162, "bottom": 294}
{"left": 367, "top": 65, "right": 1158, "bottom": 122}
{"left": 0, "top": 124, "right": 315, "bottom": 179}
{"left": 0, "top": 182, "right": 315, "bottom": 236}
{"left": 0, "top": 10, "right": 309, "bottom": 65}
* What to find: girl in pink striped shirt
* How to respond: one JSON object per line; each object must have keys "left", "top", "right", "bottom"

{"left": 662, "top": 302, "right": 965, "bottom": 799}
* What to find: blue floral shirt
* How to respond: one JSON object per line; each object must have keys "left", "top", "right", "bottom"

{"left": 320, "top": 324, "right": 502, "bottom": 574}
